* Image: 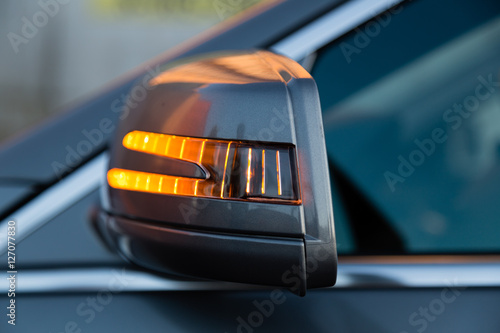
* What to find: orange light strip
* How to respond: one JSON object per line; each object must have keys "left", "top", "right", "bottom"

{"left": 110, "top": 130, "right": 301, "bottom": 204}
{"left": 276, "top": 151, "right": 282, "bottom": 196}
{"left": 261, "top": 150, "right": 265, "bottom": 194}
{"left": 246, "top": 148, "right": 252, "bottom": 194}
{"left": 198, "top": 139, "right": 207, "bottom": 164}
{"left": 123, "top": 130, "right": 220, "bottom": 164}
{"left": 108, "top": 168, "right": 204, "bottom": 197}
{"left": 179, "top": 139, "right": 186, "bottom": 159}
{"left": 220, "top": 143, "right": 231, "bottom": 198}
{"left": 194, "top": 180, "right": 199, "bottom": 196}
{"left": 165, "top": 136, "right": 172, "bottom": 155}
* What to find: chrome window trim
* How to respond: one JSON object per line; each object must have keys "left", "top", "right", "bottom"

{"left": 9, "top": 267, "right": 264, "bottom": 294}
{"left": 3, "top": 262, "right": 500, "bottom": 294}
{"left": 0, "top": 154, "right": 107, "bottom": 254}
{"left": 336, "top": 262, "right": 500, "bottom": 288}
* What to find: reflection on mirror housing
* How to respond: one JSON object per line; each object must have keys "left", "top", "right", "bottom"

{"left": 97, "top": 50, "right": 337, "bottom": 296}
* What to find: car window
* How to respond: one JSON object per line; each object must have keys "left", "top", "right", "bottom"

{"left": 312, "top": 0, "right": 500, "bottom": 254}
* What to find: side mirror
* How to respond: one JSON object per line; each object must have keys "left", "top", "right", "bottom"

{"left": 97, "top": 50, "right": 336, "bottom": 295}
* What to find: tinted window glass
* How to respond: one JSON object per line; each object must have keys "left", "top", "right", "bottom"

{"left": 312, "top": 0, "right": 500, "bottom": 254}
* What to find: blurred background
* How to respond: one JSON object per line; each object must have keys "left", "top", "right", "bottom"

{"left": 0, "top": 0, "right": 264, "bottom": 145}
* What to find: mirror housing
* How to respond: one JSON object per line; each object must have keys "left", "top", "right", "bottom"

{"left": 97, "top": 50, "right": 336, "bottom": 295}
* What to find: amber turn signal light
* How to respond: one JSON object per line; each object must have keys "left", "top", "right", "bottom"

{"left": 107, "top": 131, "right": 301, "bottom": 204}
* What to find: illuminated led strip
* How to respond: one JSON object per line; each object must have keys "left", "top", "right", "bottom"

{"left": 276, "top": 151, "right": 282, "bottom": 196}
{"left": 108, "top": 168, "right": 203, "bottom": 197}
{"left": 220, "top": 142, "right": 231, "bottom": 198}
{"left": 246, "top": 148, "right": 252, "bottom": 194}
{"left": 123, "top": 131, "right": 225, "bottom": 165}
{"left": 261, "top": 150, "right": 266, "bottom": 194}
{"left": 108, "top": 130, "right": 301, "bottom": 203}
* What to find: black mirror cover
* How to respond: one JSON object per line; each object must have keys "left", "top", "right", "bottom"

{"left": 98, "top": 50, "right": 336, "bottom": 295}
